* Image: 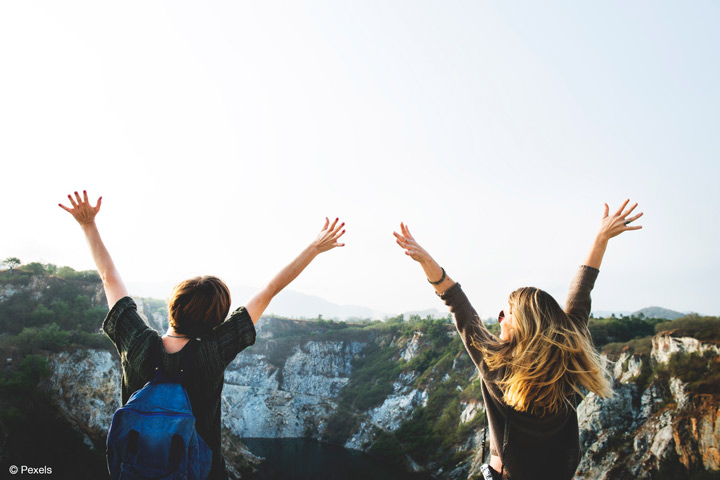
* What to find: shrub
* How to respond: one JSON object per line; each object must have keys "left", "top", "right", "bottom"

{"left": 655, "top": 315, "right": 720, "bottom": 342}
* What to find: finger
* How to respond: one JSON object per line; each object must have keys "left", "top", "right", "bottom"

{"left": 626, "top": 225, "right": 643, "bottom": 231}
{"left": 623, "top": 202, "right": 638, "bottom": 217}
{"left": 393, "top": 231, "right": 406, "bottom": 241}
{"left": 58, "top": 203, "right": 72, "bottom": 213}
{"left": 614, "top": 199, "right": 629, "bottom": 217}
{"left": 403, "top": 224, "right": 415, "bottom": 240}
{"left": 68, "top": 194, "right": 78, "bottom": 208}
{"left": 333, "top": 221, "right": 345, "bottom": 234}
{"left": 400, "top": 222, "right": 409, "bottom": 237}
{"left": 83, "top": 190, "right": 89, "bottom": 203}
{"left": 329, "top": 217, "right": 339, "bottom": 231}
{"left": 626, "top": 212, "right": 643, "bottom": 223}
{"left": 396, "top": 239, "right": 408, "bottom": 249}
{"left": 334, "top": 229, "right": 346, "bottom": 240}
{"left": 323, "top": 217, "right": 329, "bottom": 230}
{"left": 603, "top": 203, "right": 609, "bottom": 218}
{"left": 74, "top": 191, "right": 83, "bottom": 204}
{"left": 95, "top": 196, "right": 103, "bottom": 211}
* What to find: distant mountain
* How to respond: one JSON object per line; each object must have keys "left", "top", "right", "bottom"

{"left": 592, "top": 307, "right": 688, "bottom": 320}
{"left": 402, "top": 308, "right": 447, "bottom": 319}
{"left": 631, "top": 306, "right": 687, "bottom": 320}
{"left": 263, "top": 289, "right": 383, "bottom": 320}
{"left": 592, "top": 310, "right": 633, "bottom": 318}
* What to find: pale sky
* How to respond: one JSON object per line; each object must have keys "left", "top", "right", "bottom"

{"left": 1, "top": 1, "right": 718, "bottom": 318}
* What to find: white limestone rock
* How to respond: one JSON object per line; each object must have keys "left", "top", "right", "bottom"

{"left": 43, "top": 349, "right": 121, "bottom": 445}
{"left": 652, "top": 333, "right": 720, "bottom": 364}
{"left": 401, "top": 332, "right": 424, "bottom": 362}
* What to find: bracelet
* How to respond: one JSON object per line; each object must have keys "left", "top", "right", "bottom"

{"left": 428, "top": 267, "right": 446, "bottom": 285}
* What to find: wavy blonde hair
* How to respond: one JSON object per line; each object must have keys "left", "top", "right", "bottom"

{"left": 478, "top": 287, "right": 612, "bottom": 416}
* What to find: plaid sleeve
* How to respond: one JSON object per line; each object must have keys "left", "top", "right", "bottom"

{"left": 102, "top": 296, "right": 151, "bottom": 357}
{"left": 209, "top": 306, "right": 256, "bottom": 367}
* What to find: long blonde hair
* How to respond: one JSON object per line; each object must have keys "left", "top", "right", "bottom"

{"left": 478, "top": 287, "right": 612, "bottom": 416}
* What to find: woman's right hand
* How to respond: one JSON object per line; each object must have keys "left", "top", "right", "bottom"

{"left": 394, "top": 223, "right": 432, "bottom": 264}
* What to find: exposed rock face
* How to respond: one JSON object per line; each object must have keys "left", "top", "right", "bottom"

{"left": 222, "top": 338, "right": 367, "bottom": 438}
{"left": 652, "top": 332, "right": 720, "bottom": 363}
{"left": 345, "top": 385, "right": 429, "bottom": 450}
{"left": 42, "top": 349, "right": 120, "bottom": 447}
{"left": 575, "top": 334, "right": 720, "bottom": 479}
{"left": 612, "top": 351, "right": 643, "bottom": 383}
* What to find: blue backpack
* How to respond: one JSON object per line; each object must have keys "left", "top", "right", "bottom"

{"left": 106, "top": 339, "right": 212, "bottom": 480}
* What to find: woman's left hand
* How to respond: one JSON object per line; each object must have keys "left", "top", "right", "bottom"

{"left": 393, "top": 222, "right": 432, "bottom": 264}
{"left": 59, "top": 190, "right": 102, "bottom": 226}
{"left": 597, "top": 199, "right": 643, "bottom": 241}
{"left": 311, "top": 217, "right": 346, "bottom": 254}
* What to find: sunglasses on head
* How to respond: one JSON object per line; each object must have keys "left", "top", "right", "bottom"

{"left": 498, "top": 310, "right": 505, "bottom": 323}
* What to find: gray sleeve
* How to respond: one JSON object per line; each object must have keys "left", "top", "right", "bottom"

{"left": 439, "top": 283, "right": 497, "bottom": 380}
{"left": 565, "top": 265, "right": 600, "bottom": 328}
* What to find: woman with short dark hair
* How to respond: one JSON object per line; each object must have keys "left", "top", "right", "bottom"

{"left": 393, "top": 200, "right": 643, "bottom": 480}
{"left": 60, "top": 190, "right": 346, "bottom": 479}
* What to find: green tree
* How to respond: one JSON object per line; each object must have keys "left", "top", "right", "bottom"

{"left": 22, "top": 262, "right": 46, "bottom": 275}
{"left": 2, "top": 257, "right": 21, "bottom": 272}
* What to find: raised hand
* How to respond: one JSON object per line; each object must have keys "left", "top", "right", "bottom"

{"left": 59, "top": 190, "right": 102, "bottom": 226}
{"left": 584, "top": 199, "right": 644, "bottom": 270}
{"left": 394, "top": 222, "right": 452, "bottom": 292}
{"left": 393, "top": 222, "right": 432, "bottom": 263}
{"left": 598, "top": 199, "right": 643, "bottom": 241}
{"left": 245, "top": 217, "right": 347, "bottom": 323}
{"left": 311, "top": 217, "right": 346, "bottom": 253}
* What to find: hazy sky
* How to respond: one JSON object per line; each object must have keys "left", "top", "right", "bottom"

{"left": 1, "top": 1, "right": 718, "bottom": 318}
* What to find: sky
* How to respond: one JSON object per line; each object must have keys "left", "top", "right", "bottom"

{"left": 1, "top": 1, "right": 718, "bottom": 318}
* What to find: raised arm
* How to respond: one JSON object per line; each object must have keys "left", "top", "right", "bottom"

{"left": 244, "top": 217, "right": 346, "bottom": 323}
{"left": 584, "top": 199, "right": 643, "bottom": 269}
{"left": 567, "top": 200, "right": 644, "bottom": 323}
{"left": 394, "top": 223, "right": 499, "bottom": 377}
{"left": 59, "top": 191, "right": 129, "bottom": 309}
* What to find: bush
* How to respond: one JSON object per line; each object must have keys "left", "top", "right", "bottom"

{"left": 589, "top": 316, "right": 667, "bottom": 347}
{"left": 655, "top": 315, "right": 720, "bottom": 342}
{"left": 655, "top": 351, "right": 720, "bottom": 395}
{"left": 602, "top": 336, "right": 654, "bottom": 357}
{"left": 16, "top": 323, "right": 71, "bottom": 351}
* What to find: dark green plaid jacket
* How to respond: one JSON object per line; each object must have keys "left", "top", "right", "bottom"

{"left": 103, "top": 297, "right": 256, "bottom": 480}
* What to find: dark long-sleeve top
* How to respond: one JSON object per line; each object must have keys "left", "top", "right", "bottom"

{"left": 103, "top": 297, "right": 257, "bottom": 480}
{"left": 440, "top": 265, "right": 599, "bottom": 480}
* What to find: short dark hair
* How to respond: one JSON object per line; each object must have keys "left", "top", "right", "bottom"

{"left": 168, "top": 276, "right": 231, "bottom": 337}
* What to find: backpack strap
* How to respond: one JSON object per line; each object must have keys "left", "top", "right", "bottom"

{"left": 152, "top": 337, "right": 202, "bottom": 384}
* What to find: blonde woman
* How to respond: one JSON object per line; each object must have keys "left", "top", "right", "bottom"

{"left": 393, "top": 200, "right": 643, "bottom": 480}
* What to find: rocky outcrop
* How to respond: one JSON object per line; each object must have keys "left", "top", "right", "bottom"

{"left": 222, "top": 338, "right": 367, "bottom": 438}
{"left": 42, "top": 348, "right": 120, "bottom": 447}
{"left": 575, "top": 333, "right": 720, "bottom": 479}
{"left": 652, "top": 332, "right": 720, "bottom": 363}
{"left": 345, "top": 383, "right": 428, "bottom": 450}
